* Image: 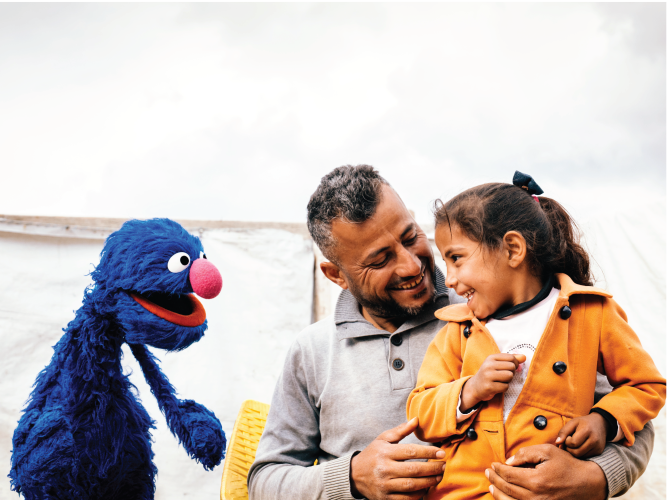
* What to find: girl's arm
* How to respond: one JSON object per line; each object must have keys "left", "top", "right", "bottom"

{"left": 593, "top": 297, "right": 666, "bottom": 446}
{"left": 406, "top": 322, "right": 474, "bottom": 442}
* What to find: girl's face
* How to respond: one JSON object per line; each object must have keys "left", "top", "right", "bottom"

{"left": 435, "top": 224, "right": 515, "bottom": 320}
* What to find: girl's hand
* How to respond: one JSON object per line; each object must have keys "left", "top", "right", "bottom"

{"left": 461, "top": 354, "right": 526, "bottom": 411}
{"left": 555, "top": 413, "right": 609, "bottom": 458}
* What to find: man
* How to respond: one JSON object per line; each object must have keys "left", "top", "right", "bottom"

{"left": 248, "top": 165, "right": 654, "bottom": 500}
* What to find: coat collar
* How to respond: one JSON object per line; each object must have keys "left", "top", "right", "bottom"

{"left": 434, "top": 273, "right": 612, "bottom": 323}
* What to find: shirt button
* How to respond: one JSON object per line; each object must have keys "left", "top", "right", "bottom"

{"left": 391, "top": 334, "right": 403, "bottom": 346}
{"left": 466, "top": 427, "right": 478, "bottom": 440}
{"left": 553, "top": 361, "right": 567, "bottom": 375}
{"left": 463, "top": 325, "right": 471, "bottom": 338}
{"left": 392, "top": 358, "right": 405, "bottom": 371}
{"left": 534, "top": 415, "right": 548, "bottom": 430}
{"left": 559, "top": 305, "right": 572, "bottom": 319}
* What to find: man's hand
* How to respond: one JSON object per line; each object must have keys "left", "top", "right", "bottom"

{"left": 350, "top": 418, "right": 445, "bottom": 500}
{"left": 461, "top": 354, "right": 526, "bottom": 411}
{"left": 485, "top": 444, "right": 607, "bottom": 500}
{"left": 555, "top": 414, "right": 608, "bottom": 458}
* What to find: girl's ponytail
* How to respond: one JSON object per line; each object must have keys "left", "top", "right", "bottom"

{"left": 538, "top": 197, "right": 593, "bottom": 286}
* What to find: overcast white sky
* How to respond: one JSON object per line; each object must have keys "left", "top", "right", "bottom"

{"left": 0, "top": 3, "right": 664, "bottom": 224}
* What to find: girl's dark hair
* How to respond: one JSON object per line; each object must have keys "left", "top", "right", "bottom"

{"left": 434, "top": 183, "right": 593, "bottom": 286}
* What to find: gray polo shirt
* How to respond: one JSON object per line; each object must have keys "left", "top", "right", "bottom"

{"left": 248, "top": 269, "right": 653, "bottom": 500}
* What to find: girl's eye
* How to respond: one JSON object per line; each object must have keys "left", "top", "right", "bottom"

{"left": 451, "top": 255, "right": 460, "bottom": 263}
{"left": 167, "top": 252, "right": 191, "bottom": 273}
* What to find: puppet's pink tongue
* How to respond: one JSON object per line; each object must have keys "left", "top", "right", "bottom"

{"left": 189, "top": 258, "right": 223, "bottom": 299}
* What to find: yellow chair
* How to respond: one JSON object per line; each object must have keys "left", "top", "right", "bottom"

{"left": 220, "top": 400, "right": 271, "bottom": 500}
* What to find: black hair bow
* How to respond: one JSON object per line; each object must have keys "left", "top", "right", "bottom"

{"left": 512, "top": 171, "right": 544, "bottom": 195}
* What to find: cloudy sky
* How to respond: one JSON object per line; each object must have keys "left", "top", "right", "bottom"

{"left": 0, "top": 3, "right": 664, "bottom": 224}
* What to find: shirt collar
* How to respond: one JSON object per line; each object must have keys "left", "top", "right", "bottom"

{"left": 334, "top": 266, "right": 450, "bottom": 340}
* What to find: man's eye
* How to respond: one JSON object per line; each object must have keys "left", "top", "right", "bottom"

{"left": 371, "top": 256, "right": 389, "bottom": 268}
{"left": 404, "top": 235, "right": 418, "bottom": 246}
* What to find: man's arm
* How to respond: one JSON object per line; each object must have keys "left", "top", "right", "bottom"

{"left": 486, "top": 421, "right": 654, "bottom": 500}
{"left": 247, "top": 340, "right": 338, "bottom": 500}
{"left": 586, "top": 358, "right": 657, "bottom": 497}
{"left": 248, "top": 339, "right": 447, "bottom": 500}
{"left": 589, "top": 419, "right": 655, "bottom": 497}
{"left": 486, "top": 445, "right": 608, "bottom": 500}
{"left": 348, "top": 419, "right": 446, "bottom": 500}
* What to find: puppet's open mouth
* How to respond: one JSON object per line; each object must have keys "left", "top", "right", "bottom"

{"left": 129, "top": 291, "right": 207, "bottom": 327}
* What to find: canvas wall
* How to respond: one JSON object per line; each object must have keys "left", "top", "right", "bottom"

{"left": 1, "top": 204, "right": 665, "bottom": 499}
{"left": 0, "top": 226, "right": 314, "bottom": 500}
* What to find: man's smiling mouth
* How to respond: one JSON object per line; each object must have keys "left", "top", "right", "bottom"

{"left": 392, "top": 268, "right": 426, "bottom": 290}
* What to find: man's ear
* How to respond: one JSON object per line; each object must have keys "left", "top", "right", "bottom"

{"left": 320, "top": 261, "right": 350, "bottom": 290}
{"left": 503, "top": 231, "right": 527, "bottom": 268}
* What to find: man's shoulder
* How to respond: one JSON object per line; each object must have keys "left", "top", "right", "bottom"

{"left": 287, "top": 315, "right": 337, "bottom": 362}
{"left": 295, "top": 314, "right": 336, "bottom": 343}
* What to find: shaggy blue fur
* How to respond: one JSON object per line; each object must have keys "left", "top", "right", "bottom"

{"left": 9, "top": 218, "right": 226, "bottom": 500}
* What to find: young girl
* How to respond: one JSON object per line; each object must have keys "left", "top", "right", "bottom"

{"left": 406, "top": 172, "right": 665, "bottom": 500}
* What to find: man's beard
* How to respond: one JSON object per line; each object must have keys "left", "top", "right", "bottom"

{"left": 346, "top": 263, "right": 437, "bottom": 321}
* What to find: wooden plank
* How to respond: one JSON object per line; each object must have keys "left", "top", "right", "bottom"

{"left": 0, "top": 214, "right": 311, "bottom": 239}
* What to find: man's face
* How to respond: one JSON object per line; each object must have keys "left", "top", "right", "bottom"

{"left": 329, "top": 185, "right": 437, "bottom": 320}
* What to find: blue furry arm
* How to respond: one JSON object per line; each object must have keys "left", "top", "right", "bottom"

{"left": 129, "top": 343, "right": 226, "bottom": 470}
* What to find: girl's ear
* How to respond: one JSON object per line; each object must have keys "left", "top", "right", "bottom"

{"left": 503, "top": 231, "right": 527, "bottom": 268}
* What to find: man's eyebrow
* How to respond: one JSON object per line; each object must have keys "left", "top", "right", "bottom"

{"left": 400, "top": 223, "right": 417, "bottom": 240}
{"left": 365, "top": 245, "right": 391, "bottom": 262}
{"left": 364, "top": 224, "right": 416, "bottom": 262}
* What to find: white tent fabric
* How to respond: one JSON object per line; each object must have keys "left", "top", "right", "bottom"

{"left": 0, "top": 227, "right": 314, "bottom": 500}
{"left": 0, "top": 204, "right": 664, "bottom": 499}
{"left": 577, "top": 202, "right": 666, "bottom": 499}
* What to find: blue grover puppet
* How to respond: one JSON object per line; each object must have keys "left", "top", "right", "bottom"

{"left": 9, "top": 219, "right": 226, "bottom": 500}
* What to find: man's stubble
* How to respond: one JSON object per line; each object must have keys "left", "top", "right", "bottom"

{"left": 344, "top": 259, "right": 438, "bottom": 322}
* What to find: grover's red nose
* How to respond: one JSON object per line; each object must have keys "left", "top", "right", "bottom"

{"left": 189, "top": 258, "right": 222, "bottom": 299}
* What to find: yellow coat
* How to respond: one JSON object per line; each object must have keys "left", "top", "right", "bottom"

{"left": 406, "top": 274, "right": 665, "bottom": 500}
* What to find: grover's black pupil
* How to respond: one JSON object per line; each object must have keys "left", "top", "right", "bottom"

{"left": 180, "top": 255, "right": 189, "bottom": 265}
{"left": 203, "top": 254, "right": 207, "bottom": 259}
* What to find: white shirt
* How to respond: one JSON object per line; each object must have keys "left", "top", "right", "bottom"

{"left": 487, "top": 287, "right": 560, "bottom": 422}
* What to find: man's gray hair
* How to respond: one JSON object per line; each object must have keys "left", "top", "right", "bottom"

{"left": 307, "top": 165, "right": 389, "bottom": 262}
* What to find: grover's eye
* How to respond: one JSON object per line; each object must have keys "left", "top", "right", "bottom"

{"left": 200, "top": 251, "right": 207, "bottom": 259}
{"left": 168, "top": 252, "right": 191, "bottom": 273}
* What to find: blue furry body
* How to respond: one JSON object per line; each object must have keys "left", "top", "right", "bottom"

{"left": 9, "top": 219, "right": 225, "bottom": 500}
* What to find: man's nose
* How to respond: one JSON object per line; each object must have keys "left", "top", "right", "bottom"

{"left": 395, "top": 247, "right": 422, "bottom": 276}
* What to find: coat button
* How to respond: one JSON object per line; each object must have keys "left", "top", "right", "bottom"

{"left": 559, "top": 306, "right": 572, "bottom": 319}
{"left": 391, "top": 334, "right": 403, "bottom": 346}
{"left": 392, "top": 358, "right": 404, "bottom": 371}
{"left": 553, "top": 361, "right": 567, "bottom": 375}
{"left": 533, "top": 415, "right": 548, "bottom": 430}
{"left": 466, "top": 427, "right": 477, "bottom": 440}
{"left": 463, "top": 326, "right": 471, "bottom": 338}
